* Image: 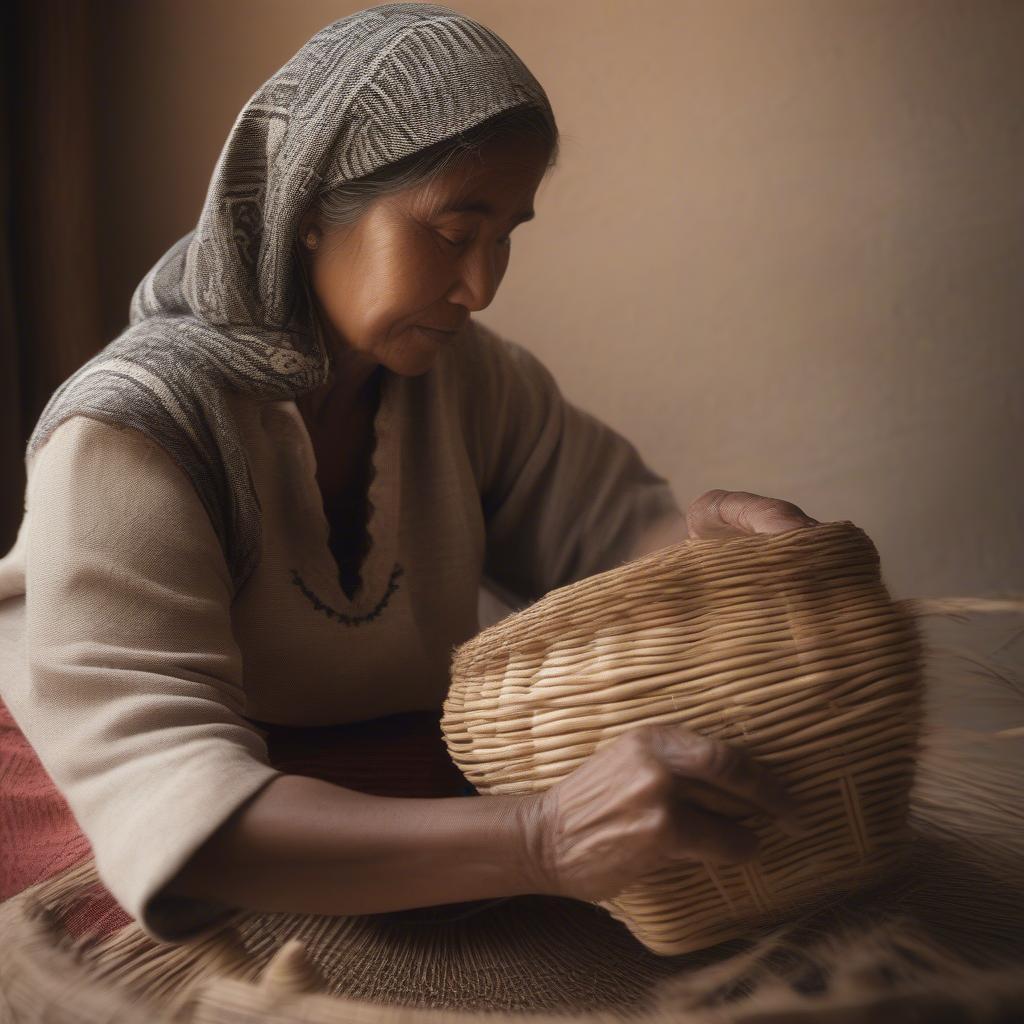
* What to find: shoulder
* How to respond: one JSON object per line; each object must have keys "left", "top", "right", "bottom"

{"left": 26, "top": 414, "right": 232, "bottom": 591}
{"left": 29, "top": 413, "right": 182, "bottom": 480}
{"left": 25, "top": 318, "right": 236, "bottom": 474}
{"left": 27, "top": 414, "right": 210, "bottom": 534}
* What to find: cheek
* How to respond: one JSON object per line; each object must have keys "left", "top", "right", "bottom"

{"left": 310, "top": 259, "right": 351, "bottom": 330}
{"left": 311, "top": 232, "right": 450, "bottom": 343}
{"left": 377, "top": 238, "right": 450, "bottom": 322}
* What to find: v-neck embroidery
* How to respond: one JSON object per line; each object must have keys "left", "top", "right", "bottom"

{"left": 288, "top": 369, "right": 404, "bottom": 624}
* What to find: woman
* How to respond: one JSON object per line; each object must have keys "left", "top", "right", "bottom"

{"left": 0, "top": 3, "right": 809, "bottom": 945}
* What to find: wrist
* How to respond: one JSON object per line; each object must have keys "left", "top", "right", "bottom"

{"left": 513, "top": 791, "right": 558, "bottom": 897}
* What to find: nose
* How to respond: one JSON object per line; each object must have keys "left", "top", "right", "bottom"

{"left": 445, "top": 246, "right": 504, "bottom": 312}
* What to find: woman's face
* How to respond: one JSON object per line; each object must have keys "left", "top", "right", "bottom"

{"left": 298, "top": 133, "right": 550, "bottom": 378}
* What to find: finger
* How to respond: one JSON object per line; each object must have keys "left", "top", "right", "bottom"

{"left": 686, "top": 489, "right": 819, "bottom": 539}
{"left": 655, "top": 728, "right": 800, "bottom": 827}
{"left": 718, "top": 491, "right": 819, "bottom": 536}
{"left": 673, "top": 776, "right": 763, "bottom": 820}
{"left": 685, "top": 489, "right": 737, "bottom": 539}
{"left": 673, "top": 765, "right": 808, "bottom": 839}
{"left": 668, "top": 801, "right": 761, "bottom": 866}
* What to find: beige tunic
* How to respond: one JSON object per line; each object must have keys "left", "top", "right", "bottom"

{"left": 0, "top": 319, "right": 684, "bottom": 942}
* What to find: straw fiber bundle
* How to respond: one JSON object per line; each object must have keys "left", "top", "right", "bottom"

{"left": 443, "top": 522, "right": 924, "bottom": 956}
{"left": 2, "top": 524, "right": 1023, "bottom": 1023}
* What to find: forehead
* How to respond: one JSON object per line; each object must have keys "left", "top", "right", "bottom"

{"left": 417, "top": 137, "right": 549, "bottom": 215}
{"left": 438, "top": 197, "right": 536, "bottom": 224}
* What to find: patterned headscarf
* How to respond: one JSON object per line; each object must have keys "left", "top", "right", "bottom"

{"left": 26, "top": 2, "right": 555, "bottom": 594}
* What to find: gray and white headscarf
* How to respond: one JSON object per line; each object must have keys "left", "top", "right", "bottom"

{"left": 27, "top": 2, "right": 555, "bottom": 596}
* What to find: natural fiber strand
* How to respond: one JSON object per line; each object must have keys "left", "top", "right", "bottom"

{"left": 444, "top": 524, "right": 923, "bottom": 956}
{"left": 2, "top": 525, "right": 1023, "bottom": 1021}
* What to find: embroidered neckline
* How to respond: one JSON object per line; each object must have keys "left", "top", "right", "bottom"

{"left": 289, "top": 564, "right": 404, "bottom": 626}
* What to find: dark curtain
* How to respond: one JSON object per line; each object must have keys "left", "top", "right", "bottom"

{"left": 1, "top": 1, "right": 104, "bottom": 552}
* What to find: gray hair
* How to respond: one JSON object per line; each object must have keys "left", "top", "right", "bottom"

{"left": 313, "top": 102, "right": 559, "bottom": 232}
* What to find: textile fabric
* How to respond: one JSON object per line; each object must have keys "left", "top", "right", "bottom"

{"left": 23, "top": 2, "right": 556, "bottom": 595}
{"left": 0, "top": 316, "right": 683, "bottom": 942}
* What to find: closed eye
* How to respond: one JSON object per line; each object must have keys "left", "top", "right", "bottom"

{"left": 439, "top": 232, "right": 512, "bottom": 248}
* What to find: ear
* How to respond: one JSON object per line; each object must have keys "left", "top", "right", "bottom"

{"left": 296, "top": 208, "right": 322, "bottom": 250}
{"left": 297, "top": 203, "right": 318, "bottom": 232}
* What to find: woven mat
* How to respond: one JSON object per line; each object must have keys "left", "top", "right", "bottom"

{"left": 1, "top": 611, "right": 1023, "bottom": 1023}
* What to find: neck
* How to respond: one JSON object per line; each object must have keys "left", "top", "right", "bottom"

{"left": 299, "top": 312, "right": 381, "bottom": 425}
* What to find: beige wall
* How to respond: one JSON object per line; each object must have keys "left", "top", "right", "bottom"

{"left": 94, "top": 0, "right": 1023, "bottom": 600}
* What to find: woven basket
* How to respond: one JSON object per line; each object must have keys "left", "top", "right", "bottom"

{"left": 442, "top": 522, "right": 924, "bottom": 956}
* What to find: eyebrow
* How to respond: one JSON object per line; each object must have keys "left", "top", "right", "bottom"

{"left": 440, "top": 200, "right": 536, "bottom": 225}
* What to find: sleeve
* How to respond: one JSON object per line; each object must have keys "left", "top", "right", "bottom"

{"left": 7, "top": 414, "right": 285, "bottom": 944}
{"left": 464, "top": 321, "right": 686, "bottom": 604}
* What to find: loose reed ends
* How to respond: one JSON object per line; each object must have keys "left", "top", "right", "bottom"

{"left": 442, "top": 522, "right": 924, "bottom": 956}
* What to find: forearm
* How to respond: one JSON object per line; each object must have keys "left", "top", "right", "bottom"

{"left": 162, "top": 773, "right": 548, "bottom": 916}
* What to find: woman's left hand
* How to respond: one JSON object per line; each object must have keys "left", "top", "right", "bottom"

{"left": 685, "top": 489, "right": 819, "bottom": 540}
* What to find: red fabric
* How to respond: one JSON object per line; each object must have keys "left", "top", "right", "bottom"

{"left": 0, "top": 695, "right": 473, "bottom": 941}
{"left": 0, "top": 695, "right": 96, "bottom": 901}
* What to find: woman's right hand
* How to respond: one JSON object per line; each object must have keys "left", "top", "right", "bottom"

{"left": 520, "top": 723, "right": 805, "bottom": 902}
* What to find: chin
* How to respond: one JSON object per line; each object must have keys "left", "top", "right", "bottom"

{"left": 385, "top": 332, "right": 446, "bottom": 376}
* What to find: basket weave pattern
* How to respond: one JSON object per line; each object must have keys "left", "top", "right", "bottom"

{"left": 442, "top": 523, "right": 923, "bottom": 955}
